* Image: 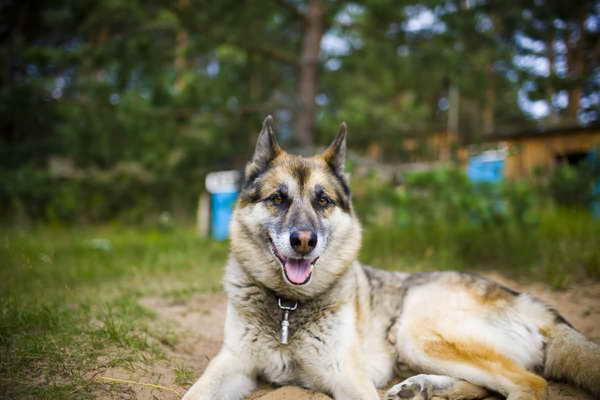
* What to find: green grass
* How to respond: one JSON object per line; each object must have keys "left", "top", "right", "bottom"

{"left": 174, "top": 363, "right": 196, "bottom": 386}
{"left": 0, "top": 224, "right": 227, "bottom": 399}
{"left": 360, "top": 207, "right": 600, "bottom": 288}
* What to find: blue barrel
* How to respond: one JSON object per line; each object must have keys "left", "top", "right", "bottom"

{"left": 210, "top": 192, "right": 238, "bottom": 240}
{"left": 467, "top": 155, "right": 505, "bottom": 183}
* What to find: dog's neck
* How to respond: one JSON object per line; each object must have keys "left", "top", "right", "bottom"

{"left": 221, "top": 257, "right": 363, "bottom": 344}
{"left": 224, "top": 257, "right": 357, "bottom": 315}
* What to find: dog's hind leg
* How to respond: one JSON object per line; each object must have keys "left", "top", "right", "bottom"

{"left": 390, "top": 273, "right": 554, "bottom": 400}
{"left": 390, "top": 328, "right": 548, "bottom": 400}
{"left": 385, "top": 374, "right": 490, "bottom": 400}
{"left": 390, "top": 333, "right": 548, "bottom": 400}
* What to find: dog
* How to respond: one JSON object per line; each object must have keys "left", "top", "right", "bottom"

{"left": 183, "top": 116, "right": 600, "bottom": 400}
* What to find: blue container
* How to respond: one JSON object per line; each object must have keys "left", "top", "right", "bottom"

{"left": 210, "top": 192, "right": 238, "bottom": 240}
{"left": 467, "top": 156, "right": 505, "bottom": 183}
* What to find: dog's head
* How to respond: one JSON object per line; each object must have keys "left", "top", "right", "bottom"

{"left": 230, "top": 116, "right": 362, "bottom": 298}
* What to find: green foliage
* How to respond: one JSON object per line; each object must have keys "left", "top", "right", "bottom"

{"left": 2, "top": 167, "right": 208, "bottom": 224}
{"left": 2, "top": 0, "right": 598, "bottom": 223}
{"left": 355, "top": 167, "right": 541, "bottom": 231}
{"left": 540, "top": 158, "right": 600, "bottom": 208}
{"left": 354, "top": 168, "right": 600, "bottom": 285}
{"left": 536, "top": 209, "right": 600, "bottom": 286}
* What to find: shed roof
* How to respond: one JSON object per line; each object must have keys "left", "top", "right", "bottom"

{"left": 481, "top": 124, "right": 600, "bottom": 143}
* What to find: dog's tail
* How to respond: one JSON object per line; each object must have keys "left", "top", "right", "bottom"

{"left": 544, "top": 319, "right": 600, "bottom": 395}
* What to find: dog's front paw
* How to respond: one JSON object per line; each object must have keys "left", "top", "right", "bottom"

{"left": 386, "top": 375, "right": 431, "bottom": 400}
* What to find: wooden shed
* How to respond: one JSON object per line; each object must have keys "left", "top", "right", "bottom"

{"left": 475, "top": 125, "right": 600, "bottom": 179}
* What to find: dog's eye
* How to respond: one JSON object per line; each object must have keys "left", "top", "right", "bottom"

{"left": 317, "top": 194, "right": 333, "bottom": 208}
{"left": 269, "top": 193, "right": 283, "bottom": 205}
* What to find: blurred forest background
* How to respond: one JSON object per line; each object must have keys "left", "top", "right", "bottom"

{"left": 2, "top": 0, "right": 599, "bottom": 223}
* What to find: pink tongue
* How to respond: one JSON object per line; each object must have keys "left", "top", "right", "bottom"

{"left": 284, "top": 258, "right": 312, "bottom": 284}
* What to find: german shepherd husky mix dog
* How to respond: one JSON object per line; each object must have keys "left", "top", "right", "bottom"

{"left": 183, "top": 117, "right": 600, "bottom": 400}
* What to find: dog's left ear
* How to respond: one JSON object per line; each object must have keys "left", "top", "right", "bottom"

{"left": 322, "top": 122, "right": 347, "bottom": 172}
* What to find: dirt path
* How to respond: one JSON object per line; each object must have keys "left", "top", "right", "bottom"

{"left": 112, "top": 274, "right": 600, "bottom": 399}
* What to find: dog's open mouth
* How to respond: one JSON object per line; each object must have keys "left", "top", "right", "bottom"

{"left": 269, "top": 238, "right": 318, "bottom": 285}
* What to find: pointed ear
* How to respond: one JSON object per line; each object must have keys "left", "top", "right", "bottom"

{"left": 245, "top": 115, "right": 282, "bottom": 183}
{"left": 322, "top": 122, "right": 347, "bottom": 172}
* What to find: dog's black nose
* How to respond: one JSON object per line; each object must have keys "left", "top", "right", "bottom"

{"left": 290, "top": 230, "right": 317, "bottom": 255}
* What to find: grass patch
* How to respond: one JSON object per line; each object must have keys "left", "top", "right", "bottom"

{"left": 361, "top": 207, "right": 600, "bottom": 287}
{"left": 174, "top": 364, "right": 196, "bottom": 386}
{"left": 0, "top": 224, "right": 227, "bottom": 399}
{"left": 0, "top": 225, "right": 227, "bottom": 297}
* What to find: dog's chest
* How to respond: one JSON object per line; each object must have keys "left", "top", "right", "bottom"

{"left": 256, "top": 343, "right": 297, "bottom": 384}
{"left": 239, "top": 300, "right": 353, "bottom": 386}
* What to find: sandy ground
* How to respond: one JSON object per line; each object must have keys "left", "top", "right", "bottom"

{"left": 101, "top": 274, "right": 600, "bottom": 399}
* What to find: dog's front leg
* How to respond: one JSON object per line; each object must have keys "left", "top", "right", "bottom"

{"left": 331, "top": 379, "right": 379, "bottom": 400}
{"left": 182, "top": 348, "right": 256, "bottom": 400}
{"left": 329, "top": 368, "right": 379, "bottom": 400}
{"left": 304, "top": 351, "right": 379, "bottom": 400}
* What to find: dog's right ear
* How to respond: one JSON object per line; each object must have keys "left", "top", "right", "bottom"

{"left": 245, "top": 115, "right": 282, "bottom": 184}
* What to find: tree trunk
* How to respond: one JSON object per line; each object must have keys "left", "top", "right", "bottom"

{"left": 295, "top": 0, "right": 324, "bottom": 148}
{"left": 545, "top": 31, "right": 559, "bottom": 124}
{"left": 566, "top": 46, "right": 584, "bottom": 122}
{"left": 173, "top": 0, "right": 190, "bottom": 94}
{"left": 448, "top": 84, "right": 460, "bottom": 137}
{"left": 565, "top": 7, "right": 587, "bottom": 123}
{"left": 483, "top": 64, "right": 495, "bottom": 135}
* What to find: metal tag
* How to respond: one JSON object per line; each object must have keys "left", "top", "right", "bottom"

{"left": 277, "top": 298, "right": 298, "bottom": 345}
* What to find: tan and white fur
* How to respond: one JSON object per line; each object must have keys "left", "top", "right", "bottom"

{"left": 183, "top": 117, "right": 600, "bottom": 400}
